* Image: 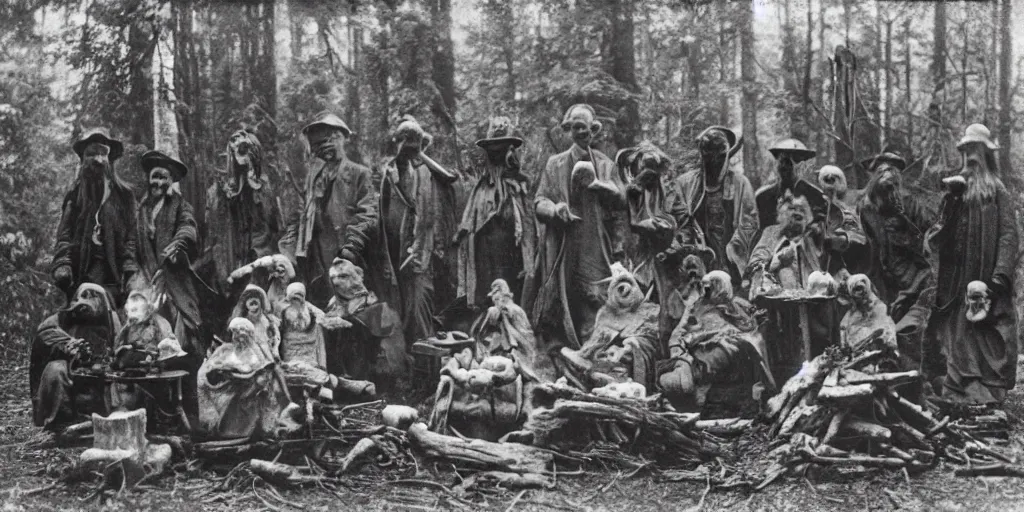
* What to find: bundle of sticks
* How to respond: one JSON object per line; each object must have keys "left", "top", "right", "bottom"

{"left": 759, "top": 344, "right": 1013, "bottom": 488}
{"left": 502, "top": 381, "right": 734, "bottom": 464}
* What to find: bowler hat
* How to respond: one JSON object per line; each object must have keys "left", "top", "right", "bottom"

{"left": 73, "top": 128, "right": 124, "bottom": 162}
{"left": 140, "top": 150, "right": 188, "bottom": 181}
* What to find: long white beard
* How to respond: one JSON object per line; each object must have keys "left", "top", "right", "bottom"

{"left": 283, "top": 305, "right": 312, "bottom": 331}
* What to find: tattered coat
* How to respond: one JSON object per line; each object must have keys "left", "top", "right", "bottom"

{"left": 674, "top": 168, "right": 759, "bottom": 281}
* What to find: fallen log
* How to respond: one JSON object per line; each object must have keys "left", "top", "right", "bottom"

{"left": 838, "top": 418, "right": 892, "bottom": 442}
{"left": 250, "top": 459, "right": 343, "bottom": 487}
{"left": 843, "top": 370, "right": 920, "bottom": 387}
{"left": 693, "top": 419, "right": 752, "bottom": 437}
{"left": 337, "top": 437, "right": 378, "bottom": 473}
{"left": 455, "top": 471, "right": 555, "bottom": 492}
{"left": 817, "top": 384, "right": 875, "bottom": 406}
{"left": 954, "top": 463, "right": 1024, "bottom": 478}
{"left": 407, "top": 422, "right": 553, "bottom": 474}
{"left": 796, "top": 447, "right": 906, "bottom": 468}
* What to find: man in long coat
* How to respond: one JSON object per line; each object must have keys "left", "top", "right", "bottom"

{"left": 368, "top": 116, "right": 459, "bottom": 344}
{"left": 530, "top": 104, "right": 627, "bottom": 350}
{"left": 754, "top": 138, "right": 824, "bottom": 239}
{"left": 280, "top": 112, "right": 378, "bottom": 307}
{"left": 51, "top": 129, "right": 138, "bottom": 305}
{"left": 925, "top": 124, "right": 1019, "bottom": 405}
{"left": 674, "top": 126, "right": 759, "bottom": 287}
{"left": 201, "top": 129, "right": 283, "bottom": 298}
{"left": 455, "top": 116, "right": 536, "bottom": 309}
{"left": 133, "top": 150, "right": 208, "bottom": 353}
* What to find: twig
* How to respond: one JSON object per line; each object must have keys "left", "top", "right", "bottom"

{"left": 20, "top": 482, "right": 58, "bottom": 496}
{"left": 683, "top": 476, "right": 712, "bottom": 512}
{"left": 504, "top": 489, "right": 527, "bottom": 512}
{"left": 252, "top": 479, "right": 285, "bottom": 512}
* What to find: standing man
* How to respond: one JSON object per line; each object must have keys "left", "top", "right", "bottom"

{"left": 369, "top": 115, "right": 459, "bottom": 344}
{"left": 133, "top": 150, "right": 207, "bottom": 353}
{"left": 201, "top": 129, "right": 283, "bottom": 298}
{"left": 674, "top": 126, "right": 759, "bottom": 287}
{"left": 530, "top": 104, "right": 626, "bottom": 350}
{"left": 925, "top": 124, "right": 1018, "bottom": 405}
{"left": 455, "top": 116, "right": 536, "bottom": 310}
{"left": 280, "top": 112, "right": 378, "bottom": 307}
{"left": 51, "top": 128, "right": 138, "bottom": 306}
{"left": 754, "top": 138, "right": 823, "bottom": 236}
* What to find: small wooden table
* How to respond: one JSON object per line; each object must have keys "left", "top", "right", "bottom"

{"left": 73, "top": 369, "right": 192, "bottom": 432}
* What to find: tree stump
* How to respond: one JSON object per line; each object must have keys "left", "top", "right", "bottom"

{"left": 80, "top": 409, "right": 171, "bottom": 488}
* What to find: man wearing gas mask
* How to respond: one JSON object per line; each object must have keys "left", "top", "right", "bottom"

{"left": 754, "top": 138, "right": 824, "bottom": 242}
{"left": 280, "top": 112, "right": 378, "bottom": 307}
{"left": 455, "top": 116, "right": 536, "bottom": 310}
{"left": 30, "top": 284, "right": 122, "bottom": 429}
{"left": 674, "top": 126, "right": 758, "bottom": 288}
{"left": 51, "top": 129, "right": 138, "bottom": 306}
{"left": 530, "top": 104, "right": 626, "bottom": 351}
{"left": 924, "top": 124, "right": 1019, "bottom": 405}
{"left": 202, "top": 129, "right": 283, "bottom": 299}
{"left": 368, "top": 115, "right": 459, "bottom": 344}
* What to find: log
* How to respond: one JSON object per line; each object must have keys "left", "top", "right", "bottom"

{"left": 407, "top": 423, "right": 553, "bottom": 474}
{"left": 778, "top": 404, "right": 828, "bottom": 438}
{"left": 838, "top": 418, "right": 891, "bottom": 442}
{"left": 890, "top": 422, "right": 931, "bottom": 450}
{"left": 842, "top": 350, "right": 884, "bottom": 371}
{"left": 456, "top": 471, "right": 554, "bottom": 491}
{"left": 954, "top": 463, "right": 1024, "bottom": 478}
{"left": 814, "top": 444, "right": 849, "bottom": 457}
{"left": 693, "top": 419, "right": 752, "bottom": 437}
{"left": 817, "top": 384, "right": 875, "bottom": 405}
{"left": 250, "top": 459, "right": 343, "bottom": 486}
{"left": 843, "top": 371, "right": 920, "bottom": 387}
{"left": 338, "top": 437, "right": 378, "bottom": 473}
{"left": 797, "top": 447, "right": 906, "bottom": 468}
{"left": 821, "top": 411, "right": 847, "bottom": 445}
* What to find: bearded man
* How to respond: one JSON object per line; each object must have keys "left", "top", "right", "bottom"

{"left": 455, "top": 116, "right": 536, "bottom": 310}
{"left": 133, "top": 150, "right": 208, "bottom": 353}
{"left": 675, "top": 126, "right": 759, "bottom": 287}
{"left": 51, "top": 129, "right": 138, "bottom": 305}
{"left": 202, "top": 129, "right": 283, "bottom": 297}
{"left": 280, "top": 113, "right": 377, "bottom": 307}
{"left": 530, "top": 104, "right": 627, "bottom": 350}
{"left": 369, "top": 116, "right": 459, "bottom": 344}
{"left": 30, "top": 284, "right": 121, "bottom": 429}
{"left": 925, "top": 124, "right": 1019, "bottom": 405}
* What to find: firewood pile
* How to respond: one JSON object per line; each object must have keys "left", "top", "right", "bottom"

{"left": 755, "top": 344, "right": 1016, "bottom": 489}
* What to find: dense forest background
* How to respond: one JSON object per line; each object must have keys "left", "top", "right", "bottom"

{"left": 0, "top": 0, "right": 1021, "bottom": 280}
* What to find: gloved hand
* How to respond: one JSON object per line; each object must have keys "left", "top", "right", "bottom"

{"left": 339, "top": 247, "right": 359, "bottom": 263}
{"left": 54, "top": 265, "right": 72, "bottom": 288}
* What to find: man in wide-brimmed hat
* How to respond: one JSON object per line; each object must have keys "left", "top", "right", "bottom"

{"left": 529, "top": 103, "right": 626, "bottom": 351}
{"left": 51, "top": 128, "right": 138, "bottom": 305}
{"left": 454, "top": 116, "right": 536, "bottom": 311}
{"left": 674, "top": 125, "right": 759, "bottom": 289}
{"left": 367, "top": 115, "right": 459, "bottom": 345}
{"left": 133, "top": 149, "right": 210, "bottom": 356}
{"left": 201, "top": 128, "right": 283, "bottom": 303}
{"left": 279, "top": 111, "right": 378, "bottom": 307}
{"left": 754, "top": 138, "right": 824, "bottom": 240}
{"left": 924, "top": 123, "right": 1018, "bottom": 405}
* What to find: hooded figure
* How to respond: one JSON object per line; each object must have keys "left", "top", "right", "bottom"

{"left": 197, "top": 317, "right": 292, "bottom": 440}
{"left": 227, "top": 253, "right": 296, "bottom": 316}
{"left": 674, "top": 126, "right": 759, "bottom": 287}
{"left": 368, "top": 116, "right": 459, "bottom": 344}
{"left": 279, "top": 112, "right": 378, "bottom": 307}
{"left": 51, "top": 129, "right": 138, "bottom": 305}
{"left": 530, "top": 104, "right": 627, "bottom": 350}
{"left": 201, "top": 129, "right": 283, "bottom": 299}
{"left": 279, "top": 282, "right": 328, "bottom": 368}
{"left": 455, "top": 116, "right": 536, "bottom": 309}
{"left": 925, "top": 124, "right": 1019, "bottom": 405}
{"left": 30, "top": 283, "right": 121, "bottom": 428}
{"left": 133, "top": 149, "right": 212, "bottom": 354}
{"left": 229, "top": 284, "right": 281, "bottom": 359}
{"left": 471, "top": 279, "right": 552, "bottom": 382}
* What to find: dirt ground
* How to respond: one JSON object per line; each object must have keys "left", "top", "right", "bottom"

{"left": 3, "top": 356, "right": 1024, "bottom": 511}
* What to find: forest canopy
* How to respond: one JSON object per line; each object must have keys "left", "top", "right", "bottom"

{"left": 0, "top": 0, "right": 1021, "bottom": 269}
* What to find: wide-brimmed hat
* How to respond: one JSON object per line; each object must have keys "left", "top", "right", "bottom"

{"left": 140, "top": 150, "right": 188, "bottom": 181}
{"left": 475, "top": 116, "right": 524, "bottom": 149}
{"left": 302, "top": 111, "right": 353, "bottom": 138}
{"left": 859, "top": 152, "right": 906, "bottom": 172}
{"left": 956, "top": 123, "right": 999, "bottom": 151}
{"left": 768, "top": 138, "right": 816, "bottom": 163}
{"left": 73, "top": 128, "right": 124, "bottom": 161}
{"left": 694, "top": 126, "right": 742, "bottom": 158}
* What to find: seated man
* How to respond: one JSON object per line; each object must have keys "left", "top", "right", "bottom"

{"left": 197, "top": 317, "right": 293, "bottom": 440}
{"left": 113, "top": 291, "right": 173, "bottom": 366}
{"left": 557, "top": 263, "right": 660, "bottom": 392}
{"left": 658, "top": 271, "right": 773, "bottom": 413}
{"left": 323, "top": 258, "right": 404, "bottom": 387}
{"left": 30, "top": 283, "right": 121, "bottom": 430}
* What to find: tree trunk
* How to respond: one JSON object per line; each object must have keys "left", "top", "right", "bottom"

{"left": 173, "top": 0, "right": 207, "bottom": 231}
{"left": 884, "top": 18, "right": 893, "bottom": 143}
{"left": 904, "top": 18, "right": 913, "bottom": 153}
{"left": 430, "top": 0, "right": 458, "bottom": 159}
{"left": 780, "top": 0, "right": 801, "bottom": 138}
{"left": 802, "top": 0, "right": 813, "bottom": 133}
{"left": 932, "top": 1, "right": 947, "bottom": 100}
{"left": 289, "top": 0, "right": 303, "bottom": 66}
{"left": 600, "top": 0, "right": 640, "bottom": 148}
{"left": 497, "top": 0, "right": 517, "bottom": 103}
{"left": 740, "top": 0, "right": 759, "bottom": 177}
{"left": 126, "top": 16, "right": 156, "bottom": 147}
{"left": 717, "top": 15, "right": 731, "bottom": 125}
{"left": 997, "top": 0, "right": 1012, "bottom": 174}
{"left": 347, "top": 8, "right": 364, "bottom": 162}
